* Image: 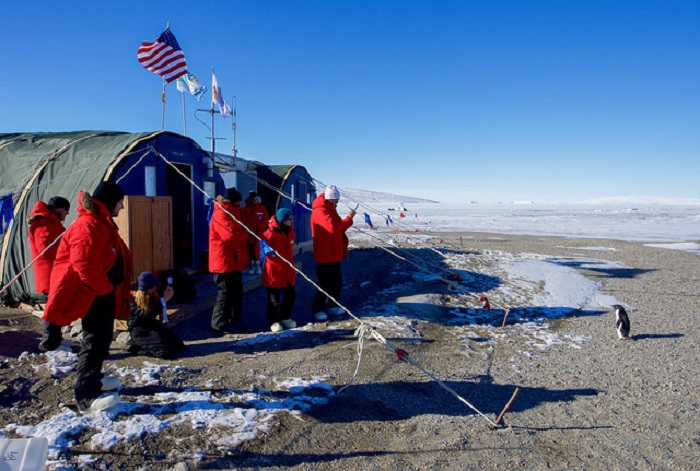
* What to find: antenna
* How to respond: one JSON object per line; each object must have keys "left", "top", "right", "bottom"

{"left": 231, "top": 96, "right": 237, "bottom": 157}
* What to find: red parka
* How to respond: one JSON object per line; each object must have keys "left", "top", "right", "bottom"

{"left": 208, "top": 196, "right": 250, "bottom": 273}
{"left": 242, "top": 199, "right": 270, "bottom": 236}
{"left": 43, "top": 192, "right": 132, "bottom": 327}
{"left": 310, "top": 194, "right": 353, "bottom": 263}
{"left": 261, "top": 216, "right": 296, "bottom": 288}
{"left": 27, "top": 201, "right": 65, "bottom": 294}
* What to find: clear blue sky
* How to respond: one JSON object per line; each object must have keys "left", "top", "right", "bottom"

{"left": 1, "top": 1, "right": 698, "bottom": 203}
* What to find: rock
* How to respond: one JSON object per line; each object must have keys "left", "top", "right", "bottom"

{"left": 115, "top": 331, "right": 131, "bottom": 345}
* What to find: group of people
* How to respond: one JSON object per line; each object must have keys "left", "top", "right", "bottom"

{"left": 209, "top": 184, "right": 355, "bottom": 334}
{"left": 28, "top": 182, "right": 354, "bottom": 413}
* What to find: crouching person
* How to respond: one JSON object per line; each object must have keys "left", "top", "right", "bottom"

{"left": 42, "top": 182, "right": 131, "bottom": 414}
{"left": 128, "top": 271, "right": 184, "bottom": 359}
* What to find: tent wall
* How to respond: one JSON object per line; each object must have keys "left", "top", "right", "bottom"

{"left": 254, "top": 164, "right": 315, "bottom": 244}
{"left": 0, "top": 131, "right": 149, "bottom": 304}
{"left": 0, "top": 131, "right": 223, "bottom": 305}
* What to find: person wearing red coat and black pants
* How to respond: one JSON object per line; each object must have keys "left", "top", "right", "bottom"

{"left": 27, "top": 196, "right": 70, "bottom": 351}
{"left": 261, "top": 208, "right": 297, "bottom": 332}
{"left": 208, "top": 188, "right": 249, "bottom": 334}
{"left": 243, "top": 191, "right": 269, "bottom": 275}
{"left": 310, "top": 185, "right": 355, "bottom": 321}
{"left": 43, "top": 182, "right": 132, "bottom": 413}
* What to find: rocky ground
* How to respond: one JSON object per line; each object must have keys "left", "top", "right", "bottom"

{"left": 1, "top": 232, "right": 699, "bottom": 470}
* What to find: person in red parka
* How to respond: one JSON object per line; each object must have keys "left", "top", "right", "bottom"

{"left": 261, "top": 208, "right": 297, "bottom": 332}
{"left": 43, "top": 182, "right": 132, "bottom": 413}
{"left": 310, "top": 185, "right": 355, "bottom": 321}
{"left": 27, "top": 196, "right": 70, "bottom": 352}
{"left": 243, "top": 191, "right": 269, "bottom": 275}
{"left": 208, "top": 188, "right": 249, "bottom": 334}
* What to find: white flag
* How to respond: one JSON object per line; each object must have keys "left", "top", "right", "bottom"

{"left": 212, "top": 72, "right": 232, "bottom": 118}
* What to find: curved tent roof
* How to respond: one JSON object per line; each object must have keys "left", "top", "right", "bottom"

{"left": 0, "top": 130, "right": 217, "bottom": 305}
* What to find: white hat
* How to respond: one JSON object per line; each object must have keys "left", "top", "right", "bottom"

{"left": 324, "top": 185, "right": 340, "bottom": 200}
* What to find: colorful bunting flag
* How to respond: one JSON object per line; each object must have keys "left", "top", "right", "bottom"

{"left": 137, "top": 28, "right": 188, "bottom": 83}
{"left": 212, "top": 72, "right": 232, "bottom": 118}
{"left": 364, "top": 213, "right": 374, "bottom": 229}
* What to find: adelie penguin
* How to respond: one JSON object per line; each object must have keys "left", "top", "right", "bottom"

{"left": 611, "top": 304, "right": 631, "bottom": 340}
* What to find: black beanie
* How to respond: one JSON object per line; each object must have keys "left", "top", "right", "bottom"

{"left": 93, "top": 181, "right": 125, "bottom": 212}
{"left": 47, "top": 196, "right": 70, "bottom": 211}
{"left": 226, "top": 188, "right": 242, "bottom": 203}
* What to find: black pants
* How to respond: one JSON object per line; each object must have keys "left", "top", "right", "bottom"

{"left": 130, "top": 326, "right": 184, "bottom": 359}
{"left": 39, "top": 321, "right": 63, "bottom": 352}
{"left": 211, "top": 271, "right": 243, "bottom": 331}
{"left": 266, "top": 284, "right": 296, "bottom": 325}
{"left": 75, "top": 292, "right": 115, "bottom": 409}
{"left": 312, "top": 262, "right": 342, "bottom": 314}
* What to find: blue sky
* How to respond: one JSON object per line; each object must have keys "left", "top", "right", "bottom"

{"left": 1, "top": 1, "right": 698, "bottom": 203}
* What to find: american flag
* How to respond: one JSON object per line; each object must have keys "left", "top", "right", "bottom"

{"left": 137, "top": 28, "right": 188, "bottom": 83}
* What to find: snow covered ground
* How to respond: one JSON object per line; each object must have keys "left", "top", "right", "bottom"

{"left": 354, "top": 201, "right": 699, "bottom": 243}
{"left": 2, "top": 195, "right": 698, "bottom": 468}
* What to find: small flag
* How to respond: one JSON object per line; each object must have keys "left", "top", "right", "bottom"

{"left": 387, "top": 215, "right": 394, "bottom": 225}
{"left": 259, "top": 239, "right": 276, "bottom": 267}
{"left": 364, "top": 213, "right": 374, "bottom": 229}
{"left": 176, "top": 73, "right": 207, "bottom": 100}
{"left": 206, "top": 198, "right": 214, "bottom": 223}
{"left": 212, "top": 72, "right": 232, "bottom": 118}
{"left": 400, "top": 212, "right": 406, "bottom": 218}
{"left": 137, "top": 28, "right": 188, "bottom": 83}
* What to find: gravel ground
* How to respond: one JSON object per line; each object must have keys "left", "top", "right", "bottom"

{"left": 1, "top": 232, "right": 699, "bottom": 470}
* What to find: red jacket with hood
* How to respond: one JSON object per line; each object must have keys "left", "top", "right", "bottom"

{"left": 310, "top": 194, "right": 353, "bottom": 263}
{"left": 208, "top": 196, "right": 250, "bottom": 273}
{"left": 27, "top": 201, "right": 65, "bottom": 294}
{"left": 42, "top": 192, "right": 132, "bottom": 326}
{"left": 243, "top": 199, "right": 270, "bottom": 236}
{"left": 261, "top": 216, "right": 296, "bottom": 288}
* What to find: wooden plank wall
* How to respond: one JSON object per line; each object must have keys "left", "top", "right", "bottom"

{"left": 114, "top": 196, "right": 173, "bottom": 282}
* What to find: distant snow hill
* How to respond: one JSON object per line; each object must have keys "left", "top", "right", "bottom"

{"left": 339, "top": 187, "right": 439, "bottom": 204}
{"left": 575, "top": 195, "right": 700, "bottom": 206}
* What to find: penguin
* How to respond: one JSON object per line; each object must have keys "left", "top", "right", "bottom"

{"left": 611, "top": 304, "right": 631, "bottom": 340}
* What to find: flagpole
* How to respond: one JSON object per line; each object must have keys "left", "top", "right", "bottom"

{"left": 162, "top": 20, "right": 170, "bottom": 131}
{"left": 232, "top": 95, "right": 237, "bottom": 156}
{"left": 181, "top": 90, "right": 187, "bottom": 136}
{"left": 211, "top": 69, "right": 216, "bottom": 152}
{"left": 161, "top": 79, "right": 166, "bottom": 131}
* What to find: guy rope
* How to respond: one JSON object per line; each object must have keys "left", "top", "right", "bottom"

{"left": 157, "top": 150, "right": 515, "bottom": 429}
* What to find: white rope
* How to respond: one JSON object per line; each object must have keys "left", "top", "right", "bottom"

{"left": 255, "top": 172, "right": 465, "bottom": 291}
{"left": 85, "top": 149, "right": 503, "bottom": 428}
{"left": 115, "top": 148, "right": 154, "bottom": 184}
{"left": 237, "top": 171, "right": 468, "bottom": 283}
{"left": 0, "top": 232, "right": 64, "bottom": 299}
